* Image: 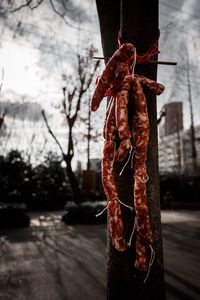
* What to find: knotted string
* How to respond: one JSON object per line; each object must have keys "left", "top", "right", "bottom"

{"left": 118, "top": 30, "right": 160, "bottom": 66}
{"left": 95, "top": 197, "right": 134, "bottom": 217}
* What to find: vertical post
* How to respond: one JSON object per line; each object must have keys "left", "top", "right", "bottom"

{"left": 186, "top": 48, "right": 197, "bottom": 173}
{"left": 95, "top": 0, "right": 165, "bottom": 299}
{"left": 96, "top": 0, "right": 121, "bottom": 59}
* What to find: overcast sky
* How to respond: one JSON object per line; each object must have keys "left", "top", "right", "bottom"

{"left": 158, "top": 0, "right": 200, "bottom": 128}
{"left": 0, "top": 0, "right": 200, "bottom": 165}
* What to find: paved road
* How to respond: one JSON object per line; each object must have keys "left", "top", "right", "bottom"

{"left": 162, "top": 211, "right": 200, "bottom": 300}
{"left": 0, "top": 210, "right": 199, "bottom": 300}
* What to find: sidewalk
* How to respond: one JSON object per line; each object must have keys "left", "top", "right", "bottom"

{"left": 0, "top": 210, "right": 199, "bottom": 300}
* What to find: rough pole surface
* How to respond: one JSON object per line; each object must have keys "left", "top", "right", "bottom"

{"left": 96, "top": 1, "right": 165, "bottom": 299}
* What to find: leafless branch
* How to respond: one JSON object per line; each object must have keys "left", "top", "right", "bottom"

{"left": 68, "top": 87, "right": 76, "bottom": 114}
{"left": 9, "top": 0, "right": 75, "bottom": 28}
{"left": 30, "top": 0, "right": 44, "bottom": 10}
{"left": 49, "top": 0, "right": 71, "bottom": 25}
{"left": 10, "top": 0, "right": 33, "bottom": 12}
{"left": 41, "top": 109, "right": 66, "bottom": 159}
{"left": 84, "top": 59, "right": 100, "bottom": 92}
{"left": 0, "top": 68, "right": 4, "bottom": 93}
{"left": 71, "top": 57, "right": 100, "bottom": 123}
{"left": 61, "top": 0, "right": 68, "bottom": 11}
{"left": 62, "top": 97, "right": 69, "bottom": 120}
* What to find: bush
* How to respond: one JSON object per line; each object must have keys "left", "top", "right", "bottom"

{"left": 160, "top": 173, "right": 200, "bottom": 207}
{"left": 0, "top": 150, "right": 72, "bottom": 210}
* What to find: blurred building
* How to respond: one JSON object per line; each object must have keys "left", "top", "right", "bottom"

{"left": 76, "top": 158, "right": 101, "bottom": 172}
{"left": 76, "top": 158, "right": 102, "bottom": 193}
{"left": 88, "top": 158, "right": 101, "bottom": 171}
{"left": 158, "top": 102, "right": 200, "bottom": 174}
{"left": 159, "top": 101, "right": 183, "bottom": 137}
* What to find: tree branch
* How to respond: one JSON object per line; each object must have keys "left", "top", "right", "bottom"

{"left": 68, "top": 86, "right": 77, "bottom": 118}
{"left": 83, "top": 59, "right": 100, "bottom": 93}
{"left": 62, "top": 89, "right": 69, "bottom": 120}
{"left": 30, "top": 0, "right": 44, "bottom": 10}
{"left": 61, "top": 0, "right": 68, "bottom": 11}
{"left": 72, "top": 90, "right": 83, "bottom": 123}
{"left": 10, "top": 0, "right": 33, "bottom": 12}
{"left": 10, "top": 0, "right": 68, "bottom": 23}
{"left": 49, "top": 0, "right": 71, "bottom": 25}
{"left": 41, "top": 109, "right": 66, "bottom": 159}
{"left": 10, "top": 0, "right": 45, "bottom": 12}
{"left": 72, "top": 57, "right": 100, "bottom": 121}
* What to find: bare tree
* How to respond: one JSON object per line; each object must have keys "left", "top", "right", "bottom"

{"left": 42, "top": 49, "right": 100, "bottom": 202}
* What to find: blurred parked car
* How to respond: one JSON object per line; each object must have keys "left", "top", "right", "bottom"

{"left": 0, "top": 202, "right": 30, "bottom": 228}
{"left": 62, "top": 200, "right": 107, "bottom": 224}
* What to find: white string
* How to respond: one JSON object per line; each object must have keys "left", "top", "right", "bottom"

{"left": 95, "top": 205, "right": 108, "bottom": 217}
{"left": 105, "top": 97, "right": 115, "bottom": 140}
{"left": 119, "top": 146, "right": 133, "bottom": 176}
{"left": 134, "top": 174, "right": 149, "bottom": 183}
{"left": 131, "top": 47, "right": 137, "bottom": 77}
{"left": 127, "top": 217, "right": 137, "bottom": 247}
{"left": 95, "top": 197, "right": 134, "bottom": 218}
{"left": 143, "top": 245, "right": 155, "bottom": 284}
{"left": 118, "top": 198, "right": 134, "bottom": 211}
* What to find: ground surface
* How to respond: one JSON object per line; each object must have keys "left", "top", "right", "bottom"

{"left": 0, "top": 210, "right": 199, "bottom": 300}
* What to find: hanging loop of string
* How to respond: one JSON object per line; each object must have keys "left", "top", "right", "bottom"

{"left": 119, "top": 146, "right": 134, "bottom": 176}
{"left": 127, "top": 217, "right": 137, "bottom": 247}
{"left": 95, "top": 203, "right": 109, "bottom": 217}
{"left": 130, "top": 47, "right": 137, "bottom": 76}
{"left": 118, "top": 29, "right": 160, "bottom": 66}
{"left": 95, "top": 197, "right": 134, "bottom": 218}
{"left": 143, "top": 245, "right": 155, "bottom": 284}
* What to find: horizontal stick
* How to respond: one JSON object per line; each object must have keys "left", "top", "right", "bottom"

{"left": 148, "top": 60, "right": 177, "bottom": 65}
{"left": 93, "top": 56, "right": 177, "bottom": 66}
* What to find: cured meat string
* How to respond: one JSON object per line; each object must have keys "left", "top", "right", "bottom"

{"left": 91, "top": 43, "right": 165, "bottom": 278}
